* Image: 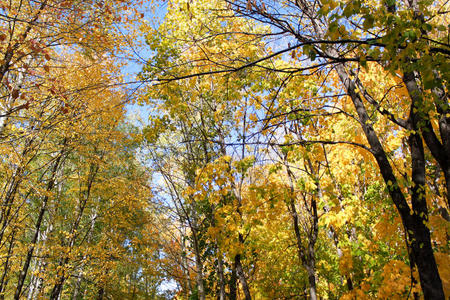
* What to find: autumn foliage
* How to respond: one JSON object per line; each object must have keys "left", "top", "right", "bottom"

{"left": 0, "top": 0, "right": 448, "bottom": 299}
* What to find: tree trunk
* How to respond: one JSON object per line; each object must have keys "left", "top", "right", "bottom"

{"left": 284, "top": 158, "right": 318, "bottom": 300}
{"left": 189, "top": 208, "right": 205, "bottom": 300}
{"left": 28, "top": 223, "right": 53, "bottom": 300}
{"left": 334, "top": 63, "right": 444, "bottom": 299}
{"left": 50, "top": 162, "right": 99, "bottom": 300}
{"left": 72, "top": 208, "right": 99, "bottom": 300}
{"left": 305, "top": 265, "right": 317, "bottom": 300}
{"left": 97, "top": 287, "right": 104, "bottom": 300}
{"left": 50, "top": 257, "right": 69, "bottom": 299}
{"left": 217, "top": 254, "right": 226, "bottom": 300}
{"left": 229, "top": 263, "right": 237, "bottom": 300}
{"left": 181, "top": 243, "right": 193, "bottom": 297}
{"left": 194, "top": 242, "right": 206, "bottom": 300}
{"left": 235, "top": 253, "right": 251, "bottom": 300}
{"left": 403, "top": 70, "right": 450, "bottom": 208}
{"left": 0, "top": 230, "right": 15, "bottom": 299}
{"left": 71, "top": 273, "right": 83, "bottom": 300}
{"left": 15, "top": 147, "right": 65, "bottom": 299}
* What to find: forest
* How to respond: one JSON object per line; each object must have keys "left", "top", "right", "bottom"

{"left": 0, "top": 0, "right": 448, "bottom": 299}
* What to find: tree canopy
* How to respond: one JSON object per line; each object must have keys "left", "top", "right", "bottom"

{"left": 0, "top": 0, "right": 448, "bottom": 299}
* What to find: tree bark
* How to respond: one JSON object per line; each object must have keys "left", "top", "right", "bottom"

{"left": 181, "top": 233, "right": 193, "bottom": 297}
{"left": 229, "top": 263, "right": 237, "bottom": 300}
{"left": 27, "top": 223, "right": 53, "bottom": 300}
{"left": 192, "top": 227, "right": 206, "bottom": 300}
{"left": 97, "top": 287, "right": 104, "bottom": 300}
{"left": 334, "top": 64, "right": 444, "bottom": 299}
{"left": 235, "top": 252, "right": 251, "bottom": 300}
{"left": 0, "top": 230, "right": 15, "bottom": 299}
{"left": 403, "top": 70, "right": 450, "bottom": 208}
{"left": 217, "top": 252, "right": 226, "bottom": 300}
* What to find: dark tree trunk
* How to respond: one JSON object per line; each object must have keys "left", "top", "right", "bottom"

{"left": 229, "top": 263, "right": 237, "bottom": 300}
{"left": 334, "top": 64, "right": 444, "bottom": 299}
{"left": 97, "top": 287, "right": 104, "bottom": 300}
{"left": 234, "top": 253, "right": 251, "bottom": 300}
{"left": 0, "top": 230, "right": 15, "bottom": 299}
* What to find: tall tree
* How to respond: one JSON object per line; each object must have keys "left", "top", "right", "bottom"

{"left": 141, "top": 0, "right": 449, "bottom": 298}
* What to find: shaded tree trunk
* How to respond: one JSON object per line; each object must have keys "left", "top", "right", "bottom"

{"left": 229, "top": 264, "right": 237, "bottom": 300}
{"left": 334, "top": 63, "right": 444, "bottom": 299}
{"left": 217, "top": 255, "right": 226, "bottom": 300}
{"left": 0, "top": 229, "right": 16, "bottom": 299}
{"left": 235, "top": 251, "right": 251, "bottom": 300}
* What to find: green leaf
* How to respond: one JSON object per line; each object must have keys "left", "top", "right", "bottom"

{"left": 343, "top": 3, "right": 353, "bottom": 17}
{"left": 421, "top": 23, "right": 432, "bottom": 32}
{"left": 437, "top": 24, "right": 447, "bottom": 31}
{"left": 363, "top": 15, "right": 374, "bottom": 30}
{"left": 309, "top": 48, "right": 317, "bottom": 61}
{"left": 360, "top": 56, "right": 367, "bottom": 68}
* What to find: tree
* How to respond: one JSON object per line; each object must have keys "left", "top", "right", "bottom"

{"left": 141, "top": 0, "right": 449, "bottom": 298}
{"left": 1, "top": 0, "right": 447, "bottom": 298}
{"left": 0, "top": 0, "right": 157, "bottom": 297}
